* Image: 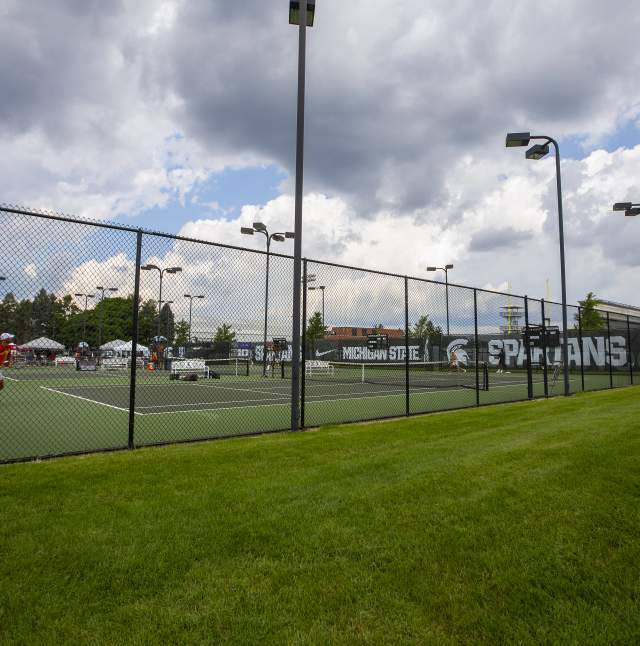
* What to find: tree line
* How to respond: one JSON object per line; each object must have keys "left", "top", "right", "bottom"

{"left": 0, "top": 289, "right": 236, "bottom": 349}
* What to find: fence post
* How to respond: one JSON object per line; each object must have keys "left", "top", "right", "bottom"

{"left": 578, "top": 307, "right": 585, "bottom": 391}
{"left": 474, "top": 289, "right": 480, "bottom": 406}
{"left": 404, "top": 277, "right": 410, "bottom": 416}
{"left": 524, "top": 296, "right": 533, "bottom": 399}
{"left": 627, "top": 315, "right": 634, "bottom": 386}
{"left": 128, "top": 230, "right": 143, "bottom": 450}
{"left": 606, "top": 311, "right": 613, "bottom": 389}
{"left": 540, "top": 299, "right": 549, "bottom": 397}
{"left": 301, "top": 259, "right": 307, "bottom": 429}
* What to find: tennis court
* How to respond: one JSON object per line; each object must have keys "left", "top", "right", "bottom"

{"left": 0, "top": 357, "right": 618, "bottom": 463}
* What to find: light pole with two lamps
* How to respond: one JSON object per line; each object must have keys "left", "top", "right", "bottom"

{"left": 308, "top": 284, "right": 326, "bottom": 328}
{"left": 506, "top": 131, "right": 570, "bottom": 396}
{"left": 241, "top": 223, "right": 295, "bottom": 376}
{"left": 427, "top": 265, "right": 454, "bottom": 336}
{"left": 183, "top": 294, "right": 205, "bottom": 344}
{"left": 74, "top": 292, "right": 95, "bottom": 343}
{"left": 95, "top": 286, "right": 118, "bottom": 348}
{"left": 140, "top": 264, "right": 182, "bottom": 337}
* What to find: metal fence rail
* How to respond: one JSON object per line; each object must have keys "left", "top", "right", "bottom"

{"left": 1, "top": 205, "right": 638, "bottom": 463}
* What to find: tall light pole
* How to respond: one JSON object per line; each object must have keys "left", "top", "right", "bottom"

{"left": 506, "top": 131, "right": 570, "bottom": 396}
{"left": 427, "top": 265, "right": 454, "bottom": 335}
{"left": 183, "top": 294, "right": 205, "bottom": 344}
{"left": 241, "top": 223, "right": 295, "bottom": 376}
{"left": 95, "top": 286, "right": 118, "bottom": 349}
{"left": 74, "top": 292, "right": 95, "bottom": 343}
{"left": 308, "top": 285, "right": 326, "bottom": 327}
{"left": 613, "top": 202, "right": 640, "bottom": 217}
{"left": 289, "top": 0, "right": 315, "bottom": 431}
{"left": 141, "top": 264, "right": 182, "bottom": 336}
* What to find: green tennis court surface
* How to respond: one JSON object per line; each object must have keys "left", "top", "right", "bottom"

{"left": 0, "top": 364, "right": 626, "bottom": 462}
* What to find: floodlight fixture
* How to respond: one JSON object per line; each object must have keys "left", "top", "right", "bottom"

{"left": 445, "top": 263, "right": 454, "bottom": 270}
{"left": 505, "top": 132, "right": 531, "bottom": 147}
{"left": 253, "top": 222, "right": 267, "bottom": 232}
{"left": 166, "top": 267, "right": 182, "bottom": 274}
{"left": 526, "top": 144, "right": 550, "bottom": 160}
{"left": 426, "top": 266, "right": 437, "bottom": 272}
{"left": 285, "top": 231, "right": 295, "bottom": 239}
{"left": 241, "top": 227, "right": 255, "bottom": 235}
{"left": 626, "top": 207, "right": 640, "bottom": 216}
{"left": 289, "top": 0, "right": 315, "bottom": 26}
{"left": 0, "top": 276, "right": 5, "bottom": 281}
{"left": 612, "top": 202, "right": 632, "bottom": 212}
{"left": 273, "top": 234, "right": 285, "bottom": 242}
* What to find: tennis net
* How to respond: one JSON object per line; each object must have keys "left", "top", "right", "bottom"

{"left": 204, "top": 358, "right": 250, "bottom": 377}
{"left": 282, "top": 360, "right": 488, "bottom": 390}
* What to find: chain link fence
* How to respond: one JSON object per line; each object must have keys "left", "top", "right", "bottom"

{"left": 1, "top": 205, "right": 637, "bottom": 463}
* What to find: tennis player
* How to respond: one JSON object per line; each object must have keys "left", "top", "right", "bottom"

{"left": 0, "top": 332, "right": 14, "bottom": 391}
{"left": 496, "top": 346, "right": 506, "bottom": 374}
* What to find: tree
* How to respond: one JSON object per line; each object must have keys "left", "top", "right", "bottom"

{"left": 138, "top": 300, "right": 158, "bottom": 346}
{"left": 214, "top": 323, "right": 236, "bottom": 343}
{"left": 412, "top": 315, "right": 443, "bottom": 345}
{"left": 174, "top": 320, "right": 190, "bottom": 347}
{"left": 157, "top": 302, "right": 175, "bottom": 343}
{"left": 576, "top": 292, "right": 604, "bottom": 330}
{"left": 306, "top": 311, "right": 326, "bottom": 345}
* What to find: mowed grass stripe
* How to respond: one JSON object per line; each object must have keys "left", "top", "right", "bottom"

{"left": 1, "top": 386, "right": 639, "bottom": 644}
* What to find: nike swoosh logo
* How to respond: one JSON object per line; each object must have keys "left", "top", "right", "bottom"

{"left": 316, "top": 349, "right": 335, "bottom": 357}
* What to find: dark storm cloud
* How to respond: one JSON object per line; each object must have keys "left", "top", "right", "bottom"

{"left": 154, "top": 0, "right": 640, "bottom": 215}
{"left": 469, "top": 227, "right": 533, "bottom": 252}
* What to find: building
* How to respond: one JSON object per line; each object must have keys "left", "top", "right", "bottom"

{"left": 596, "top": 300, "right": 640, "bottom": 319}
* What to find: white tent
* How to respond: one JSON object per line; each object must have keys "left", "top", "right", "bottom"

{"left": 100, "top": 339, "right": 126, "bottom": 351}
{"left": 22, "top": 337, "right": 65, "bottom": 351}
{"left": 114, "top": 341, "right": 150, "bottom": 357}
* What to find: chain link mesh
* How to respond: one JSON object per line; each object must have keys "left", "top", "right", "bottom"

{"left": 1, "top": 205, "right": 638, "bottom": 463}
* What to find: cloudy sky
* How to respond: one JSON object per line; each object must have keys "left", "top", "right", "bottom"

{"left": 2, "top": 0, "right": 640, "bottom": 314}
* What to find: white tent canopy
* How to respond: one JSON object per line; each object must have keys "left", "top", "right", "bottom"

{"left": 22, "top": 337, "right": 65, "bottom": 351}
{"left": 114, "top": 341, "right": 150, "bottom": 357}
{"left": 100, "top": 339, "right": 127, "bottom": 350}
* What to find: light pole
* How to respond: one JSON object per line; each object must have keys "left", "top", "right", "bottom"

{"left": 141, "top": 264, "right": 182, "bottom": 336}
{"left": 289, "top": 0, "right": 315, "bottom": 431}
{"left": 74, "top": 292, "right": 95, "bottom": 343}
{"left": 241, "top": 223, "right": 295, "bottom": 376}
{"left": 95, "top": 286, "right": 118, "bottom": 349}
{"left": 183, "top": 294, "right": 205, "bottom": 344}
{"left": 613, "top": 202, "right": 640, "bottom": 217}
{"left": 506, "top": 131, "right": 570, "bottom": 396}
{"left": 427, "top": 265, "right": 453, "bottom": 335}
{"left": 308, "top": 285, "right": 326, "bottom": 327}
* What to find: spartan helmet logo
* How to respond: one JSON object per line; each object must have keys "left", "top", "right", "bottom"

{"left": 447, "top": 339, "right": 470, "bottom": 365}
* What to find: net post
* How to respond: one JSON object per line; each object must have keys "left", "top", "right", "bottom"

{"left": 128, "top": 230, "right": 143, "bottom": 450}
{"left": 540, "top": 299, "right": 549, "bottom": 397}
{"left": 578, "top": 306, "right": 585, "bottom": 391}
{"left": 606, "top": 311, "right": 613, "bottom": 388}
{"left": 524, "top": 296, "right": 533, "bottom": 400}
{"left": 473, "top": 288, "right": 480, "bottom": 404}
{"left": 300, "top": 259, "right": 308, "bottom": 428}
{"left": 404, "top": 276, "right": 410, "bottom": 416}
{"left": 627, "top": 314, "right": 633, "bottom": 386}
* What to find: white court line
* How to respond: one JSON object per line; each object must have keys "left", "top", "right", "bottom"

{"left": 137, "top": 395, "right": 290, "bottom": 410}
{"left": 40, "top": 386, "right": 137, "bottom": 414}
{"left": 189, "top": 383, "right": 291, "bottom": 398}
{"left": 2, "top": 375, "right": 19, "bottom": 382}
{"left": 136, "top": 388, "right": 435, "bottom": 416}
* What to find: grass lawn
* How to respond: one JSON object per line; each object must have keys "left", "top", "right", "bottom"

{"left": 1, "top": 387, "right": 639, "bottom": 644}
